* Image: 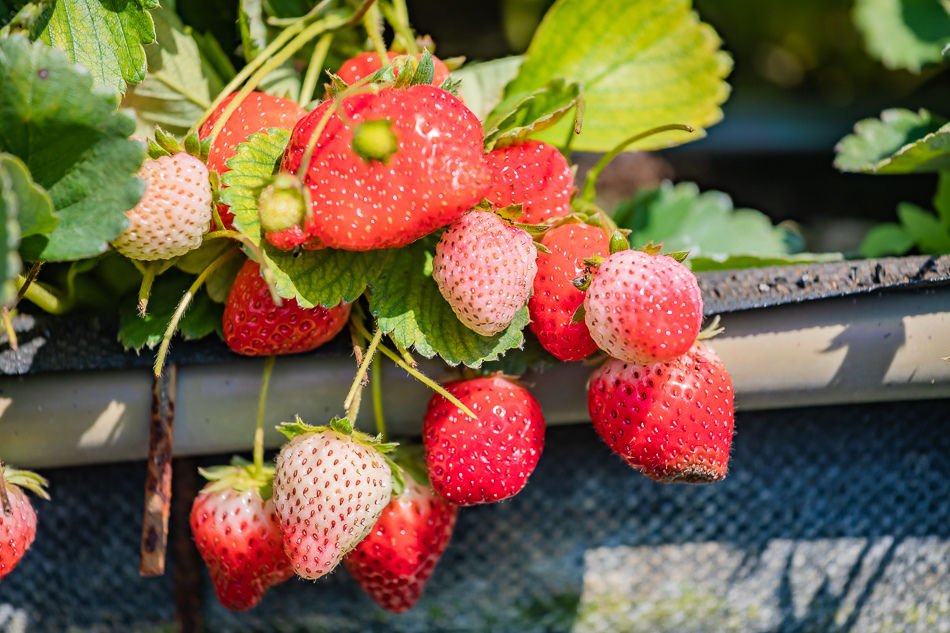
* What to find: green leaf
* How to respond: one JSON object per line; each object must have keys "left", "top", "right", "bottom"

{"left": 896, "top": 202, "right": 950, "bottom": 253}
{"left": 222, "top": 128, "right": 384, "bottom": 308}
{"left": 615, "top": 181, "right": 793, "bottom": 263}
{"left": 121, "top": 3, "right": 226, "bottom": 137}
{"left": 0, "top": 35, "right": 146, "bottom": 261}
{"left": 453, "top": 56, "right": 524, "bottom": 122}
{"left": 934, "top": 171, "right": 950, "bottom": 229}
{"left": 479, "top": 329, "right": 561, "bottom": 376}
{"left": 239, "top": 0, "right": 268, "bottom": 61}
{"left": 484, "top": 78, "right": 581, "bottom": 150}
{"left": 0, "top": 153, "right": 56, "bottom": 239}
{"left": 368, "top": 240, "right": 529, "bottom": 368}
{"left": 853, "top": 0, "right": 950, "bottom": 72}
{"left": 0, "top": 154, "right": 22, "bottom": 305}
{"left": 834, "top": 108, "right": 950, "bottom": 174}
{"left": 689, "top": 252, "right": 844, "bottom": 272}
{"left": 32, "top": 0, "right": 157, "bottom": 95}
{"left": 503, "top": 0, "right": 732, "bottom": 152}
{"left": 859, "top": 222, "right": 916, "bottom": 258}
{"left": 118, "top": 271, "right": 220, "bottom": 351}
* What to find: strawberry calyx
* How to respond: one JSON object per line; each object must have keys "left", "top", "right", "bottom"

{"left": 276, "top": 415, "right": 398, "bottom": 454}
{"left": 2, "top": 466, "right": 50, "bottom": 500}
{"left": 696, "top": 315, "right": 724, "bottom": 340}
{"left": 608, "top": 230, "right": 630, "bottom": 254}
{"left": 149, "top": 126, "right": 210, "bottom": 163}
{"left": 257, "top": 173, "right": 308, "bottom": 232}
{"left": 199, "top": 456, "right": 274, "bottom": 501}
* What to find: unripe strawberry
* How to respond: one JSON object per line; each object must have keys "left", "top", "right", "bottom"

{"left": 432, "top": 210, "right": 538, "bottom": 336}
{"left": 484, "top": 140, "right": 574, "bottom": 224}
{"left": 272, "top": 420, "right": 394, "bottom": 580}
{"left": 587, "top": 343, "right": 734, "bottom": 483}
{"left": 112, "top": 153, "right": 213, "bottom": 261}
{"left": 584, "top": 249, "right": 703, "bottom": 363}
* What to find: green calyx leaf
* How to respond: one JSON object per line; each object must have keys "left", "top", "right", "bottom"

{"left": 410, "top": 48, "right": 435, "bottom": 86}
{"left": 503, "top": 0, "right": 731, "bottom": 152}
{"left": 276, "top": 416, "right": 397, "bottom": 453}
{"left": 351, "top": 119, "right": 399, "bottom": 164}
{"left": 665, "top": 250, "right": 690, "bottom": 263}
{"left": 494, "top": 203, "right": 525, "bottom": 223}
{"left": 608, "top": 231, "right": 629, "bottom": 254}
{"left": 834, "top": 108, "right": 950, "bottom": 175}
{"left": 147, "top": 140, "right": 171, "bottom": 160}
{"left": 257, "top": 173, "right": 308, "bottom": 232}
{"left": 32, "top": 0, "right": 157, "bottom": 95}
{"left": 3, "top": 467, "right": 50, "bottom": 500}
{"left": 571, "top": 273, "right": 591, "bottom": 292}
{"left": 368, "top": 239, "right": 530, "bottom": 368}
{"left": 155, "top": 127, "right": 184, "bottom": 155}
{"left": 853, "top": 0, "right": 950, "bottom": 72}
{"left": 0, "top": 35, "right": 147, "bottom": 262}
{"left": 570, "top": 301, "right": 586, "bottom": 324}
{"left": 198, "top": 457, "right": 276, "bottom": 501}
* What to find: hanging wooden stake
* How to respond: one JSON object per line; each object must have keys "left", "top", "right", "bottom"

{"left": 140, "top": 363, "right": 178, "bottom": 576}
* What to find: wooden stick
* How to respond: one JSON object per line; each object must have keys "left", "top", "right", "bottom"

{"left": 140, "top": 363, "right": 178, "bottom": 577}
{"left": 171, "top": 456, "right": 203, "bottom": 633}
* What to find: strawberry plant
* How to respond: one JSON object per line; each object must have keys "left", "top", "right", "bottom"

{"left": 0, "top": 0, "right": 787, "bottom": 615}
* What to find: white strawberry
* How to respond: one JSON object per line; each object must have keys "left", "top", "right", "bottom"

{"left": 272, "top": 417, "right": 394, "bottom": 580}
{"left": 111, "top": 152, "right": 213, "bottom": 261}
{"left": 432, "top": 210, "right": 538, "bottom": 336}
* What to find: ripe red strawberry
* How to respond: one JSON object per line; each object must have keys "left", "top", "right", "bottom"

{"left": 432, "top": 210, "right": 538, "bottom": 336}
{"left": 584, "top": 249, "right": 703, "bottom": 363}
{"left": 423, "top": 376, "right": 545, "bottom": 505}
{"left": 529, "top": 223, "right": 610, "bottom": 361}
{"left": 273, "top": 85, "right": 490, "bottom": 251}
{"left": 199, "top": 92, "right": 307, "bottom": 229}
{"left": 344, "top": 472, "right": 458, "bottom": 613}
{"left": 272, "top": 418, "right": 394, "bottom": 580}
{"left": 223, "top": 259, "right": 351, "bottom": 356}
{"left": 112, "top": 153, "right": 213, "bottom": 261}
{"left": 587, "top": 343, "right": 734, "bottom": 483}
{"left": 484, "top": 140, "right": 574, "bottom": 224}
{"left": 334, "top": 51, "right": 451, "bottom": 89}
{"left": 0, "top": 467, "right": 48, "bottom": 581}
{"left": 190, "top": 462, "right": 292, "bottom": 611}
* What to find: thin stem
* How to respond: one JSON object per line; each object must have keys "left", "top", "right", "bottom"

{"left": 1, "top": 309, "right": 16, "bottom": 351}
{"left": 0, "top": 459, "right": 10, "bottom": 516}
{"left": 16, "top": 275, "right": 71, "bottom": 314}
{"left": 581, "top": 123, "right": 693, "bottom": 203}
{"left": 343, "top": 327, "right": 383, "bottom": 412}
{"left": 254, "top": 356, "right": 277, "bottom": 472}
{"left": 371, "top": 354, "right": 387, "bottom": 441}
{"left": 138, "top": 261, "right": 159, "bottom": 317}
{"left": 154, "top": 249, "right": 240, "bottom": 377}
{"left": 379, "top": 2, "right": 418, "bottom": 56}
{"left": 13, "top": 262, "right": 42, "bottom": 309}
{"left": 266, "top": 0, "right": 332, "bottom": 26}
{"left": 364, "top": 2, "right": 390, "bottom": 64}
{"left": 299, "top": 33, "right": 334, "bottom": 106}
{"left": 204, "top": 230, "right": 280, "bottom": 305}
{"left": 395, "top": 341, "right": 417, "bottom": 368}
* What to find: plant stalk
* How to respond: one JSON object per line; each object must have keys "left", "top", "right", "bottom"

{"left": 371, "top": 354, "right": 387, "bottom": 442}
{"left": 254, "top": 356, "right": 277, "bottom": 473}
{"left": 343, "top": 327, "right": 383, "bottom": 412}
{"left": 299, "top": 33, "right": 334, "bottom": 106}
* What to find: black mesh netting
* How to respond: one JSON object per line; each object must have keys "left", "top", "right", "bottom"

{"left": 3, "top": 398, "right": 950, "bottom": 633}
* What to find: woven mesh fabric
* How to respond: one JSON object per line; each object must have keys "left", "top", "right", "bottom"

{"left": 3, "top": 398, "right": 950, "bottom": 632}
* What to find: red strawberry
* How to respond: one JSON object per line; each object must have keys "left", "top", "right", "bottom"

{"left": 334, "top": 51, "right": 451, "bottom": 89}
{"left": 587, "top": 343, "right": 734, "bottom": 483}
{"left": 190, "top": 462, "right": 292, "bottom": 611}
{"left": 584, "top": 249, "right": 703, "bottom": 363}
{"left": 344, "top": 472, "right": 458, "bottom": 613}
{"left": 223, "top": 259, "right": 351, "bottom": 356}
{"left": 423, "top": 376, "right": 545, "bottom": 505}
{"left": 272, "top": 418, "right": 394, "bottom": 580}
{"left": 529, "top": 223, "right": 610, "bottom": 361}
{"left": 273, "top": 85, "right": 490, "bottom": 251}
{"left": 432, "top": 210, "right": 538, "bottom": 336}
{"left": 199, "top": 92, "right": 307, "bottom": 229}
{"left": 484, "top": 140, "right": 574, "bottom": 224}
{"left": 0, "top": 467, "right": 48, "bottom": 581}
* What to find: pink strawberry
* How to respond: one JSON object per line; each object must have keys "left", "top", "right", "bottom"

{"left": 584, "top": 249, "right": 703, "bottom": 363}
{"left": 273, "top": 85, "right": 490, "bottom": 251}
{"left": 272, "top": 418, "right": 394, "bottom": 580}
{"left": 484, "top": 140, "right": 574, "bottom": 224}
{"left": 432, "top": 210, "right": 538, "bottom": 336}
{"left": 334, "top": 51, "right": 452, "bottom": 89}
{"left": 529, "top": 223, "right": 610, "bottom": 361}
{"left": 111, "top": 153, "right": 213, "bottom": 261}
{"left": 223, "top": 259, "right": 351, "bottom": 356}
{"left": 0, "top": 467, "right": 48, "bottom": 581}
{"left": 190, "top": 462, "right": 292, "bottom": 611}
{"left": 199, "top": 92, "right": 307, "bottom": 229}
{"left": 423, "top": 376, "right": 545, "bottom": 505}
{"left": 344, "top": 471, "right": 458, "bottom": 613}
{"left": 587, "top": 343, "right": 734, "bottom": 483}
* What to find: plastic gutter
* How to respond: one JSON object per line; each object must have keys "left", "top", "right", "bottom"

{"left": 2, "top": 257, "right": 950, "bottom": 469}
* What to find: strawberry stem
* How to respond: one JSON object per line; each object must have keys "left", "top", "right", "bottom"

{"left": 0, "top": 460, "right": 11, "bottom": 517}
{"left": 204, "top": 230, "right": 281, "bottom": 306}
{"left": 254, "top": 356, "right": 277, "bottom": 473}
{"left": 371, "top": 354, "right": 387, "bottom": 442}
{"left": 343, "top": 327, "right": 383, "bottom": 413}
{"left": 154, "top": 248, "right": 241, "bottom": 377}
{"left": 365, "top": 2, "right": 390, "bottom": 66}
{"left": 298, "top": 32, "right": 334, "bottom": 106}
{"left": 1, "top": 309, "right": 16, "bottom": 351}
{"left": 13, "top": 262, "right": 41, "bottom": 309}
{"left": 380, "top": 1, "right": 419, "bottom": 57}
{"left": 15, "top": 274, "right": 71, "bottom": 314}
{"left": 137, "top": 261, "right": 159, "bottom": 317}
{"left": 580, "top": 123, "right": 694, "bottom": 204}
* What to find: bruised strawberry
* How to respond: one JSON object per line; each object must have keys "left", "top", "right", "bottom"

{"left": 587, "top": 343, "right": 734, "bottom": 483}
{"left": 199, "top": 92, "right": 307, "bottom": 229}
{"left": 334, "top": 51, "right": 451, "bottom": 89}
{"left": 273, "top": 85, "right": 490, "bottom": 251}
{"left": 484, "top": 140, "right": 574, "bottom": 224}
{"left": 529, "top": 223, "right": 610, "bottom": 361}
{"left": 223, "top": 259, "right": 351, "bottom": 356}
{"left": 344, "top": 474, "right": 457, "bottom": 613}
